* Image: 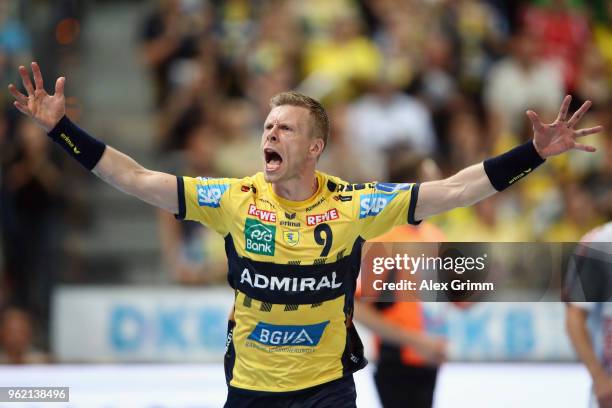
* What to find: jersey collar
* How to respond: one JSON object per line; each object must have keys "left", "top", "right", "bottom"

{"left": 265, "top": 171, "right": 325, "bottom": 210}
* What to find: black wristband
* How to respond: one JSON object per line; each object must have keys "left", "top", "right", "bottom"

{"left": 47, "top": 116, "right": 106, "bottom": 171}
{"left": 483, "top": 140, "right": 545, "bottom": 191}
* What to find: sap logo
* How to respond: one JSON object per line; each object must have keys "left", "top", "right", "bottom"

{"left": 196, "top": 182, "right": 229, "bottom": 208}
{"left": 245, "top": 219, "right": 276, "bottom": 256}
{"left": 248, "top": 204, "right": 277, "bottom": 223}
{"left": 375, "top": 183, "right": 413, "bottom": 193}
{"left": 248, "top": 321, "right": 329, "bottom": 347}
{"left": 359, "top": 194, "right": 397, "bottom": 219}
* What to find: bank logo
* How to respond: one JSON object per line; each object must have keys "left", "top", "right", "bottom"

{"left": 245, "top": 218, "right": 276, "bottom": 256}
{"left": 283, "top": 230, "right": 299, "bottom": 247}
{"left": 375, "top": 183, "right": 413, "bottom": 193}
{"left": 359, "top": 194, "right": 397, "bottom": 219}
{"left": 197, "top": 182, "right": 229, "bottom": 208}
{"left": 247, "top": 321, "right": 329, "bottom": 347}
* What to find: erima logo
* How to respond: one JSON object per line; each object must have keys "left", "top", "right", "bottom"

{"left": 196, "top": 181, "right": 229, "bottom": 208}
{"left": 60, "top": 133, "right": 80, "bottom": 154}
{"left": 359, "top": 194, "right": 397, "bottom": 219}
{"left": 240, "top": 268, "right": 342, "bottom": 291}
{"left": 248, "top": 321, "right": 329, "bottom": 347}
{"left": 244, "top": 219, "right": 276, "bottom": 256}
{"left": 509, "top": 168, "right": 532, "bottom": 185}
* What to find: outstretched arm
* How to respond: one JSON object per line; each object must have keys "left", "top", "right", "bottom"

{"left": 8, "top": 62, "right": 178, "bottom": 214}
{"left": 354, "top": 300, "right": 447, "bottom": 365}
{"left": 415, "top": 96, "right": 603, "bottom": 221}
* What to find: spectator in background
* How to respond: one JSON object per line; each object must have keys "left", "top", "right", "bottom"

{"left": 445, "top": 101, "right": 485, "bottom": 172}
{"left": 543, "top": 182, "right": 604, "bottom": 241}
{"left": 0, "top": 0, "right": 31, "bottom": 110}
{"left": 159, "top": 54, "right": 221, "bottom": 151}
{"left": 584, "top": 105, "right": 612, "bottom": 219}
{"left": 301, "top": 8, "right": 382, "bottom": 102}
{"left": 355, "top": 151, "right": 446, "bottom": 408}
{"left": 566, "top": 223, "right": 612, "bottom": 408}
{"left": 523, "top": 0, "right": 590, "bottom": 92}
{"left": 159, "top": 123, "right": 226, "bottom": 285}
{"left": 1, "top": 118, "right": 62, "bottom": 328}
{"left": 293, "top": 0, "right": 356, "bottom": 39}
{"left": 593, "top": 1, "right": 612, "bottom": 88}
{"left": 575, "top": 43, "right": 610, "bottom": 108}
{"left": 139, "top": 0, "right": 211, "bottom": 109}
{"left": 0, "top": 307, "right": 48, "bottom": 364}
{"left": 484, "top": 28, "right": 564, "bottom": 142}
{"left": 363, "top": 0, "right": 433, "bottom": 91}
{"left": 412, "top": 31, "right": 460, "bottom": 158}
{"left": 245, "top": 1, "right": 301, "bottom": 119}
{"left": 439, "top": 195, "right": 531, "bottom": 242}
{"left": 214, "top": 98, "right": 262, "bottom": 177}
{"left": 346, "top": 72, "right": 436, "bottom": 180}
{"left": 437, "top": 0, "right": 507, "bottom": 99}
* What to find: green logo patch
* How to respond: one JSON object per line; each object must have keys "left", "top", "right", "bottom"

{"left": 245, "top": 218, "right": 276, "bottom": 256}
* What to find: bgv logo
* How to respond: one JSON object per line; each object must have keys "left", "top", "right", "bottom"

{"left": 359, "top": 194, "right": 397, "bottom": 219}
{"left": 248, "top": 321, "right": 330, "bottom": 347}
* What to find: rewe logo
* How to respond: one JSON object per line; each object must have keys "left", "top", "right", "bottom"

{"left": 245, "top": 219, "right": 276, "bottom": 256}
{"left": 248, "top": 204, "right": 277, "bottom": 223}
{"left": 197, "top": 182, "right": 229, "bottom": 208}
{"left": 359, "top": 194, "right": 396, "bottom": 219}
{"left": 306, "top": 208, "right": 339, "bottom": 226}
{"left": 248, "top": 321, "right": 330, "bottom": 347}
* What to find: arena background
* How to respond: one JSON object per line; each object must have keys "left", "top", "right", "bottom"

{"left": 1, "top": 0, "right": 611, "bottom": 406}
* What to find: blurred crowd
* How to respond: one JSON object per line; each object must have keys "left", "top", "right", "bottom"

{"left": 0, "top": 0, "right": 84, "bottom": 359}
{"left": 0, "top": 0, "right": 612, "bottom": 357}
{"left": 140, "top": 0, "right": 612, "bottom": 284}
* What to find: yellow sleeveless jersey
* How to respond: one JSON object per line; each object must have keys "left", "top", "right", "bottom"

{"left": 176, "top": 171, "right": 420, "bottom": 393}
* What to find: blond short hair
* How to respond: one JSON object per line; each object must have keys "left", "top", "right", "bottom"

{"left": 269, "top": 92, "right": 330, "bottom": 149}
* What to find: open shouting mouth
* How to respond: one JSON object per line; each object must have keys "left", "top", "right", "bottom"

{"left": 264, "top": 147, "right": 283, "bottom": 173}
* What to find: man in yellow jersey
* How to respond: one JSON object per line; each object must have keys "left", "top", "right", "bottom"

{"left": 8, "top": 62, "right": 603, "bottom": 407}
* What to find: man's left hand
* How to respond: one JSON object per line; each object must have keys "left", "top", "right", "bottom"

{"left": 527, "top": 95, "right": 603, "bottom": 159}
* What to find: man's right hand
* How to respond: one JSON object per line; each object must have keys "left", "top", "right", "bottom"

{"left": 411, "top": 333, "right": 447, "bottom": 365}
{"left": 8, "top": 62, "right": 66, "bottom": 132}
{"left": 594, "top": 375, "right": 612, "bottom": 407}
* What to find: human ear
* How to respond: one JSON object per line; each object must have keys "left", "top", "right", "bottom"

{"left": 309, "top": 138, "right": 324, "bottom": 158}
